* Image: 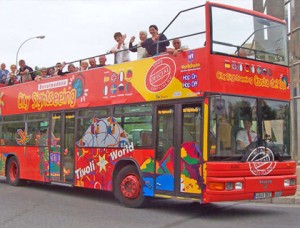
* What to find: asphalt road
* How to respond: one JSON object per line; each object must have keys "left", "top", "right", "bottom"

{"left": 0, "top": 177, "right": 299, "bottom": 228}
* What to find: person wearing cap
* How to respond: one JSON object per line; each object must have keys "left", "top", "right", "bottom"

{"left": 236, "top": 118, "right": 257, "bottom": 150}
{"left": 141, "top": 25, "right": 170, "bottom": 56}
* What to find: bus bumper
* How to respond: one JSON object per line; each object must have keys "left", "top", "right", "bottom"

{"left": 203, "top": 175, "right": 297, "bottom": 203}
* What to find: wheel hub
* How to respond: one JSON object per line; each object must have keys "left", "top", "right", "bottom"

{"left": 120, "top": 175, "right": 140, "bottom": 199}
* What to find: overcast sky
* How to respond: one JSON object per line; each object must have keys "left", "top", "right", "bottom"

{"left": 0, "top": 0, "right": 252, "bottom": 69}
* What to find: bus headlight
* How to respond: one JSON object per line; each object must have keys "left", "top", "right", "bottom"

{"left": 235, "top": 182, "right": 243, "bottom": 190}
{"left": 225, "top": 182, "right": 234, "bottom": 190}
{"left": 284, "top": 178, "right": 296, "bottom": 187}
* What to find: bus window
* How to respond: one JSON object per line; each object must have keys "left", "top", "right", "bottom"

{"left": 182, "top": 105, "right": 201, "bottom": 147}
{"left": 209, "top": 95, "right": 257, "bottom": 160}
{"left": 124, "top": 115, "right": 152, "bottom": 147}
{"left": 157, "top": 107, "right": 174, "bottom": 161}
{"left": 261, "top": 100, "right": 290, "bottom": 159}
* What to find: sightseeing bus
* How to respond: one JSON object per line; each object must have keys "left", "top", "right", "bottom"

{"left": 0, "top": 2, "right": 297, "bottom": 207}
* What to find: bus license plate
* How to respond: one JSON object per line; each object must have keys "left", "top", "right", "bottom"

{"left": 254, "top": 192, "right": 272, "bottom": 199}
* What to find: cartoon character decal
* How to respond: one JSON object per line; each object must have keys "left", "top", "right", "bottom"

{"left": 77, "top": 117, "right": 129, "bottom": 147}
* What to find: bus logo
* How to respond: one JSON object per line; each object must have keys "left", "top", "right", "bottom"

{"left": 145, "top": 57, "right": 176, "bottom": 92}
{"left": 246, "top": 147, "right": 277, "bottom": 176}
{"left": 187, "top": 50, "right": 195, "bottom": 62}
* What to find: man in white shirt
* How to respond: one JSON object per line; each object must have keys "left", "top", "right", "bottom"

{"left": 236, "top": 119, "right": 257, "bottom": 150}
{"left": 110, "top": 32, "right": 130, "bottom": 64}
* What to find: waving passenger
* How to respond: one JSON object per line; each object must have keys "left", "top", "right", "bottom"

{"left": 110, "top": 32, "right": 130, "bottom": 64}
{"left": 141, "top": 25, "right": 170, "bottom": 56}
{"left": 129, "top": 30, "right": 148, "bottom": 59}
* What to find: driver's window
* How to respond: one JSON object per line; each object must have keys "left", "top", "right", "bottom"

{"left": 209, "top": 96, "right": 257, "bottom": 160}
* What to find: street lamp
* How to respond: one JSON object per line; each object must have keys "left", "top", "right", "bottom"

{"left": 16, "top": 35, "right": 46, "bottom": 66}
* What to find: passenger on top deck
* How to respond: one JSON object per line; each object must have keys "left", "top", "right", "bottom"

{"left": 141, "top": 25, "right": 170, "bottom": 56}
{"left": 167, "top": 38, "right": 189, "bottom": 56}
{"left": 110, "top": 32, "right": 130, "bottom": 64}
{"left": 129, "top": 30, "right": 148, "bottom": 59}
{"left": 18, "top": 59, "right": 36, "bottom": 83}
{"left": 7, "top": 64, "right": 19, "bottom": 86}
{"left": 35, "top": 67, "right": 49, "bottom": 81}
{"left": 88, "top": 58, "right": 98, "bottom": 69}
{"left": 56, "top": 62, "right": 76, "bottom": 76}
{"left": 54, "top": 62, "right": 63, "bottom": 76}
{"left": 98, "top": 55, "right": 107, "bottom": 67}
{"left": 47, "top": 67, "right": 55, "bottom": 77}
{"left": 0, "top": 63, "right": 9, "bottom": 85}
{"left": 80, "top": 61, "right": 89, "bottom": 71}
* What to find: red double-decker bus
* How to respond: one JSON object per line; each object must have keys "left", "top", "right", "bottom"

{"left": 0, "top": 2, "right": 297, "bottom": 207}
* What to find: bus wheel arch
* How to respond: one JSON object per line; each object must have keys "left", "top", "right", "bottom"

{"left": 113, "top": 160, "right": 146, "bottom": 208}
{"left": 5, "top": 155, "right": 23, "bottom": 186}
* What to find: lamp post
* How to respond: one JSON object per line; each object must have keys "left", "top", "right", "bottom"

{"left": 16, "top": 35, "right": 46, "bottom": 66}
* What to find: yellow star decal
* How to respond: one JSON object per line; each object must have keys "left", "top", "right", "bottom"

{"left": 97, "top": 154, "right": 108, "bottom": 172}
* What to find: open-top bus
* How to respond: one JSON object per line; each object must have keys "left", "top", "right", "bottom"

{"left": 0, "top": 2, "right": 297, "bottom": 207}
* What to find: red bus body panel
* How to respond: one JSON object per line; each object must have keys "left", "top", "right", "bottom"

{"left": 204, "top": 161, "right": 297, "bottom": 203}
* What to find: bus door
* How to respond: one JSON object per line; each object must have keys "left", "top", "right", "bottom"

{"left": 155, "top": 103, "right": 203, "bottom": 197}
{"left": 49, "top": 112, "right": 75, "bottom": 184}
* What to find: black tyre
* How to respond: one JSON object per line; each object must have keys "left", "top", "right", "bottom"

{"left": 6, "top": 156, "right": 22, "bottom": 186}
{"left": 114, "top": 165, "right": 145, "bottom": 208}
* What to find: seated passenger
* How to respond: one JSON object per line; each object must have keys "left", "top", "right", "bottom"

{"left": 236, "top": 119, "right": 257, "bottom": 150}
{"left": 88, "top": 58, "right": 98, "bottom": 69}
{"left": 35, "top": 67, "right": 49, "bottom": 81}
{"left": 7, "top": 64, "right": 20, "bottom": 86}
{"left": 129, "top": 30, "right": 148, "bottom": 59}
{"left": 141, "top": 25, "right": 170, "bottom": 56}
{"left": 110, "top": 32, "right": 130, "bottom": 64}
{"left": 98, "top": 55, "right": 107, "bottom": 67}
{"left": 167, "top": 38, "right": 188, "bottom": 56}
{"left": 80, "top": 61, "right": 89, "bottom": 71}
{"left": 47, "top": 67, "right": 55, "bottom": 77}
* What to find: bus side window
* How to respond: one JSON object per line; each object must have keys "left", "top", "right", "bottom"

{"left": 140, "top": 131, "right": 153, "bottom": 147}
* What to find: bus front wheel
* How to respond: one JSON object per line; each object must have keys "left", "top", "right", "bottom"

{"left": 6, "top": 156, "right": 22, "bottom": 186}
{"left": 114, "top": 165, "right": 145, "bottom": 208}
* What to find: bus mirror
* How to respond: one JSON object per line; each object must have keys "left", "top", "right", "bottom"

{"left": 214, "top": 98, "right": 225, "bottom": 115}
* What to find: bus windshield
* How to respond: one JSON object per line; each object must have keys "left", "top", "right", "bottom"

{"left": 211, "top": 5, "right": 288, "bottom": 66}
{"left": 209, "top": 95, "right": 290, "bottom": 161}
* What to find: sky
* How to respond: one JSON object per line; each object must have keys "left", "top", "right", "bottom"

{"left": 0, "top": 0, "right": 252, "bottom": 69}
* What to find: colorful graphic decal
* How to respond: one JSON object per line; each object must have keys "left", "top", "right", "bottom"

{"left": 154, "top": 142, "right": 204, "bottom": 193}
{"left": 16, "top": 122, "right": 32, "bottom": 146}
{"left": 180, "top": 142, "right": 204, "bottom": 194}
{"left": 77, "top": 117, "right": 129, "bottom": 147}
{"left": 0, "top": 153, "right": 6, "bottom": 176}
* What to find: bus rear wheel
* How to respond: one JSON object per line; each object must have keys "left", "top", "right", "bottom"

{"left": 6, "top": 156, "right": 22, "bottom": 186}
{"left": 114, "top": 165, "right": 145, "bottom": 208}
